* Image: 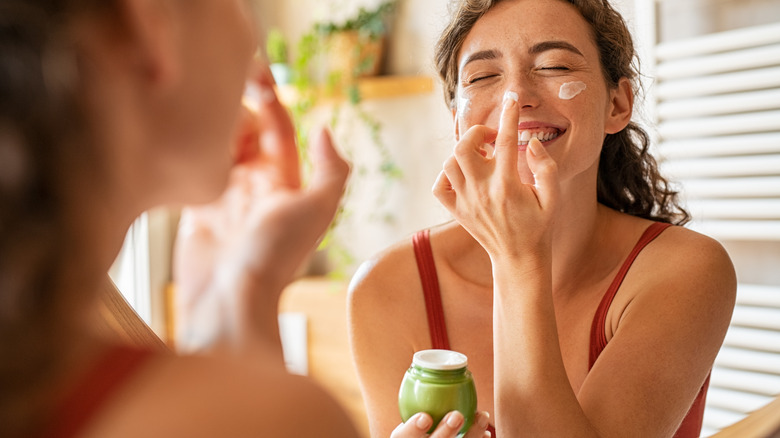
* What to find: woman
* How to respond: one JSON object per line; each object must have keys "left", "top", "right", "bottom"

{"left": 0, "top": 0, "right": 358, "bottom": 436}
{"left": 348, "top": 0, "right": 736, "bottom": 436}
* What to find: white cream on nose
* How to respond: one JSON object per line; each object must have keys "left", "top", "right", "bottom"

{"left": 558, "top": 81, "right": 587, "bottom": 100}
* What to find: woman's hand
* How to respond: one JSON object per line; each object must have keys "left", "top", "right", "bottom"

{"left": 391, "top": 411, "right": 491, "bottom": 438}
{"left": 432, "top": 93, "right": 559, "bottom": 261}
{"left": 173, "top": 66, "right": 349, "bottom": 354}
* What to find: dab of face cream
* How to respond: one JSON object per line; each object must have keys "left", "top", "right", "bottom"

{"left": 458, "top": 94, "right": 472, "bottom": 117}
{"left": 558, "top": 81, "right": 587, "bottom": 100}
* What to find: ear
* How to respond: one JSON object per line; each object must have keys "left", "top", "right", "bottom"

{"left": 604, "top": 78, "right": 633, "bottom": 134}
{"left": 116, "top": 0, "right": 180, "bottom": 90}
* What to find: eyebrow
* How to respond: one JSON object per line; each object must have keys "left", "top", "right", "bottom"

{"left": 529, "top": 40, "right": 584, "bottom": 57}
{"left": 459, "top": 49, "right": 502, "bottom": 71}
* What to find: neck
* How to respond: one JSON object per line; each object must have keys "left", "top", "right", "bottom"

{"left": 66, "top": 169, "right": 144, "bottom": 292}
{"left": 548, "top": 168, "right": 616, "bottom": 293}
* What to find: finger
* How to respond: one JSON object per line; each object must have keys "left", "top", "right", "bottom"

{"left": 308, "top": 127, "right": 350, "bottom": 206}
{"left": 429, "top": 411, "right": 465, "bottom": 438}
{"left": 442, "top": 155, "right": 465, "bottom": 190}
{"left": 526, "top": 137, "right": 559, "bottom": 209}
{"left": 453, "top": 125, "right": 497, "bottom": 176}
{"left": 232, "top": 104, "right": 260, "bottom": 165}
{"left": 432, "top": 169, "right": 456, "bottom": 211}
{"left": 462, "top": 411, "right": 491, "bottom": 438}
{"left": 495, "top": 91, "right": 520, "bottom": 178}
{"left": 250, "top": 65, "right": 301, "bottom": 188}
{"left": 390, "top": 413, "right": 433, "bottom": 438}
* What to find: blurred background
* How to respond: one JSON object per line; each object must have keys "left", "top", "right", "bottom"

{"left": 108, "top": 1, "right": 780, "bottom": 436}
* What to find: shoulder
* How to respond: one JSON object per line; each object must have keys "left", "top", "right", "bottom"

{"left": 86, "top": 354, "right": 359, "bottom": 438}
{"left": 625, "top": 223, "right": 736, "bottom": 325}
{"left": 346, "top": 228, "right": 434, "bottom": 352}
{"left": 347, "top": 228, "right": 438, "bottom": 323}
{"left": 347, "top": 223, "right": 469, "bottom": 324}
{"left": 648, "top": 224, "right": 735, "bottom": 289}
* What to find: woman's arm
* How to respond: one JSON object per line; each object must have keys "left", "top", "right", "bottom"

{"left": 348, "top": 251, "right": 491, "bottom": 438}
{"left": 348, "top": 250, "right": 429, "bottom": 436}
{"left": 489, "top": 229, "right": 735, "bottom": 437}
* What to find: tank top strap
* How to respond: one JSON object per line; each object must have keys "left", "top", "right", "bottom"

{"left": 44, "top": 344, "right": 156, "bottom": 438}
{"left": 412, "top": 229, "right": 451, "bottom": 350}
{"left": 589, "top": 222, "right": 672, "bottom": 368}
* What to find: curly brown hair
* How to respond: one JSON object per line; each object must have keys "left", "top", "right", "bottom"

{"left": 434, "top": 0, "right": 689, "bottom": 225}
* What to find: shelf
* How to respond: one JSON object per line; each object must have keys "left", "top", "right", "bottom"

{"left": 277, "top": 75, "right": 435, "bottom": 105}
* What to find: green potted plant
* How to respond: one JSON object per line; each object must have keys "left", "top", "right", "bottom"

{"left": 315, "top": 0, "right": 397, "bottom": 82}
{"left": 266, "top": 28, "right": 292, "bottom": 85}
{"left": 288, "top": 1, "right": 402, "bottom": 277}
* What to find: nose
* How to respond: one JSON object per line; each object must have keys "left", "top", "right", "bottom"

{"left": 506, "top": 73, "right": 541, "bottom": 110}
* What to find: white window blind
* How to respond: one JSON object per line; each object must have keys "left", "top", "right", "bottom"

{"left": 634, "top": 1, "right": 780, "bottom": 436}
{"left": 650, "top": 20, "right": 780, "bottom": 240}
{"left": 705, "top": 284, "right": 780, "bottom": 436}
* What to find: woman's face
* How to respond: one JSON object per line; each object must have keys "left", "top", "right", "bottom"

{"left": 455, "top": 0, "right": 630, "bottom": 185}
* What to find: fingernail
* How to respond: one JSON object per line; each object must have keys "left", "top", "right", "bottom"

{"left": 477, "top": 411, "right": 489, "bottom": 428}
{"left": 446, "top": 411, "right": 464, "bottom": 428}
{"left": 528, "top": 137, "right": 543, "bottom": 156}
{"left": 415, "top": 413, "right": 432, "bottom": 430}
{"left": 242, "top": 82, "right": 261, "bottom": 112}
{"left": 260, "top": 85, "right": 276, "bottom": 104}
{"left": 503, "top": 91, "right": 518, "bottom": 108}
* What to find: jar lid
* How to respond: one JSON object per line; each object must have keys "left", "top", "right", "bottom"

{"left": 413, "top": 349, "right": 468, "bottom": 370}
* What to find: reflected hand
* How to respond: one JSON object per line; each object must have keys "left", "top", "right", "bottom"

{"left": 173, "top": 67, "right": 349, "bottom": 354}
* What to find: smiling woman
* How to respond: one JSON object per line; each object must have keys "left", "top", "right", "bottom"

{"left": 348, "top": 0, "right": 736, "bottom": 437}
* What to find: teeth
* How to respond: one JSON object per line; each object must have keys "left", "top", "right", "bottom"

{"left": 517, "top": 130, "right": 560, "bottom": 145}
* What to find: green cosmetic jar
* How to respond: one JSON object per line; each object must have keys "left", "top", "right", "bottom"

{"left": 398, "top": 349, "right": 477, "bottom": 436}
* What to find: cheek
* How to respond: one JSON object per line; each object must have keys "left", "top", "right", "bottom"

{"left": 456, "top": 88, "right": 503, "bottom": 130}
{"left": 557, "top": 81, "right": 588, "bottom": 100}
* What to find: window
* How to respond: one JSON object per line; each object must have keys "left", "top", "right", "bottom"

{"left": 634, "top": 0, "right": 780, "bottom": 435}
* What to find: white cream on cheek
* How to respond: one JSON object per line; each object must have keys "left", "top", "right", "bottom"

{"left": 558, "top": 81, "right": 587, "bottom": 100}
{"left": 457, "top": 93, "right": 472, "bottom": 118}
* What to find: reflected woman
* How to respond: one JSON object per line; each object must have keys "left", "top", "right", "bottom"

{"left": 348, "top": 0, "right": 736, "bottom": 437}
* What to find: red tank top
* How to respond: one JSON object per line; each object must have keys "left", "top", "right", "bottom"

{"left": 412, "top": 223, "right": 709, "bottom": 437}
{"left": 41, "top": 344, "right": 156, "bottom": 438}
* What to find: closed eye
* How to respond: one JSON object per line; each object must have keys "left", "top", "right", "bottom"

{"left": 466, "top": 74, "right": 499, "bottom": 84}
{"left": 540, "top": 66, "right": 570, "bottom": 71}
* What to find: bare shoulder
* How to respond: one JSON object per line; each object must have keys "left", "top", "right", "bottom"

{"left": 626, "top": 223, "right": 737, "bottom": 323}
{"left": 348, "top": 230, "right": 421, "bottom": 311}
{"left": 347, "top": 223, "right": 468, "bottom": 339}
{"left": 86, "top": 354, "right": 359, "bottom": 438}
{"left": 648, "top": 225, "right": 736, "bottom": 291}
{"left": 347, "top": 226, "right": 449, "bottom": 338}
